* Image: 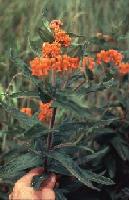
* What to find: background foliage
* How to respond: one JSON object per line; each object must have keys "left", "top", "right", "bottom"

{"left": 1, "top": 1, "right": 129, "bottom": 200}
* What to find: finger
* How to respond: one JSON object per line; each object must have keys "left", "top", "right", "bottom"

{"left": 42, "top": 174, "right": 56, "bottom": 189}
{"left": 41, "top": 188, "right": 56, "bottom": 200}
{"left": 16, "top": 167, "right": 44, "bottom": 186}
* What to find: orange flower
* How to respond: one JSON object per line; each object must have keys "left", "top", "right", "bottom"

{"left": 38, "top": 102, "right": 52, "bottom": 122}
{"left": 51, "top": 55, "right": 63, "bottom": 71}
{"left": 97, "top": 50, "right": 110, "bottom": 64}
{"left": 20, "top": 108, "right": 32, "bottom": 117}
{"left": 69, "top": 57, "right": 80, "bottom": 69}
{"left": 9, "top": 168, "right": 56, "bottom": 200}
{"left": 42, "top": 42, "right": 61, "bottom": 57}
{"left": 97, "top": 49, "right": 123, "bottom": 65}
{"left": 50, "top": 19, "right": 71, "bottom": 47}
{"left": 54, "top": 29, "right": 71, "bottom": 47}
{"left": 82, "top": 56, "right": 95, "bottom": 71}
{"left": 108, "top": 49, "right": 123, "bottom": 65}
{"left": 49, "top": 20, "right": 63, "bottom": 30}
{"left": 51, "top": 55, "right": 79, "bottom": 71}
{"left": 118, "top": 62, "right": 129, "bottom": 75}
{"left": 30, "top": 57, "right": 51, "bottom": 76}
{"left": 61, "top": 55, "right": 71, "bottom": 71}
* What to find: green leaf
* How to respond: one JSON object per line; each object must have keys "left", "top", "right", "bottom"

{"left": 111, "top": 136, "right": 129, "bottom": 161}
{"left": 0, "top": 100, "right": 40, "bottom": 129}
{"left": 47, "top": 151, "right": 114, "bottom": 190}
{"left": 38, "top": 27, "right": 53, "bottom": 43}
{"left": 105, "top": 155, "right": 116, "bottom": 178}
{"left": 55, "top": 189, "right": 67, "bottom": 200}
{"left": 59, "top": 122, "right": 88, "bottom": 132}
{"left": 22, "top": 123, "right": 47, "bottom": 138}
{"left": 54, "top": 95, "right": 96, "bottom": 119}
{"left": 0, "top": 153, "right": 42, "bottom": 179}
{"left": 78, "top": 146, "right": 110, "bottom": 165}
{"left": 37, "top": 16, "right": 54, "bottom": 42}
{"left": 56, "top": 79, "right": 116, "bottom": 106}
{"left": 10, "top": 49, "right": 40, "bottom": 86}
{"left": 57, "top": 144, "right": 94, "bottom": 154}
{"left": 49, "top": 161, "right": 71, "bottom": 176}
{"left": 29, "top": 38, "right": 42, "bottom": 55}
{"left": 9, "top": 91, "right": 39, "bottom": 98}
{"left": 77, "top": 78, "right": 117, "bottom": 95}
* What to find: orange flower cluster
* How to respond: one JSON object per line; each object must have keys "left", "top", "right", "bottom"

{"left": 42, "top": 42, "right": 61, "bottom": 57}
{"left": 30, "top": 55, "right": 79, "bottom": 76}
{"left": 51, "top": 55, "right": 79, "bottom": 71}
{"left": 30, "top": 57, "right": 51, "bottom": 76}
{"left": 54, "top": 29, "right": 71, "bottom": 47}
{"left": 82, "top": 56, "right": 95, "bottom": 71}
{"left": 96, "top": 49, "right": 129, "bottom": 75}
{"left": 20, "top": 104, "right": 52, "bottom": 123}
{"left": 50, "top": 20, "right": 63, "bottom": 30}
{"left": 30, "top": 20, "right": 79, "bottom": 76}
{"left": 38, "top": 102, "right": 52, "bottom": 122}
{"left": 50, "top": 20, "right": 71, "bottom": 47}
{"left": 118, "top": 62, "right": 129, "bottom": 75}
{"left": 20, "top": 108, "right": 32, "bottom": 117}
{"left": 97, "top": 50, "right": 123, "bottom": 65}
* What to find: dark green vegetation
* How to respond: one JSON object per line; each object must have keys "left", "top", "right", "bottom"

{"left": 1, "top": 1, "right": 129, "bottom": 200}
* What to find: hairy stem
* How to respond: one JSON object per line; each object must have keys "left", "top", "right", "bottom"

{"left": 44, "top": 70, "right": 57, "bottom": 172}
{"left": 47, "top": 107, "right": 57, "bottom": 149}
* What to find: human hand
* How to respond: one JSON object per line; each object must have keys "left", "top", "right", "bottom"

{"left": 9, "top": 167, "right": 56, "bottom": 200}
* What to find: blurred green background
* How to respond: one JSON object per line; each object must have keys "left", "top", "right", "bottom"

{"left": 0, "top": 1, "right": 129, "bottom": 198}
{"left": 1, "top": 0, "right": 129, "bottom": 94}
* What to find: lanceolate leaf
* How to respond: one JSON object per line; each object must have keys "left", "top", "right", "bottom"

{"left": 38, "top": 16, "right": 54, "bottom": 42}
{"left": 38, "top": 27, "right": 53, "bottom": 43}
{"left": 105, "top": 155, "right": 116, "bottom": 178}
{"left": 111, "top": 136, "right": 129, "bottom": 161}
{"left": 29, "top": 38, "right": 42, "bottom": 55}
{"left": 58, "top": 119, "right": 118, "bottom": 136}
{"left": 78, "top": 78, "right": 117, "bottom": 95}
{"left": 78, "top": 146, "right": 110, "bottom": 165}
{"left": 23, "top": 123, "right": 47, "bottom": 138}
{"left": 55, "top": 189, "right": 67, "bottom": 200}
{"left": 10, "top": 49, "right": 40, "bottom": 86}
{"left": 0, "top": 153, "right": 42, "bottom": 179}
{"left": 59, "top": 122, "right": 88, "bottom": 132}
{"left": 54, "top": 96, "right": 98, "bottom": 119}
{"left": 58, "top": 79, "right": 116, "bottom": 98}
{"left": 9, "top": 91, "right": 39, "bottom": 98}
{"left": 0, "top": 101, "right": 40, "bottom": 129}
{"left": 47, "top": 151, "right": 114, "bottom": 190}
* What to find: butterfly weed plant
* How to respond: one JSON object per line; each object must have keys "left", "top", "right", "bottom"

{"left": 1, "top": 16, "right": 129, "bottom": 200}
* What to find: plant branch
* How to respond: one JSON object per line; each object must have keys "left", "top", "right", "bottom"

{"left": 48, "top": 107, "right": 57, "bottom": 149}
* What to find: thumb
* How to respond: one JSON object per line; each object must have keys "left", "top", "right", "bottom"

{"left": 42, "top": 174, "right": 56, "bottom": 189}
